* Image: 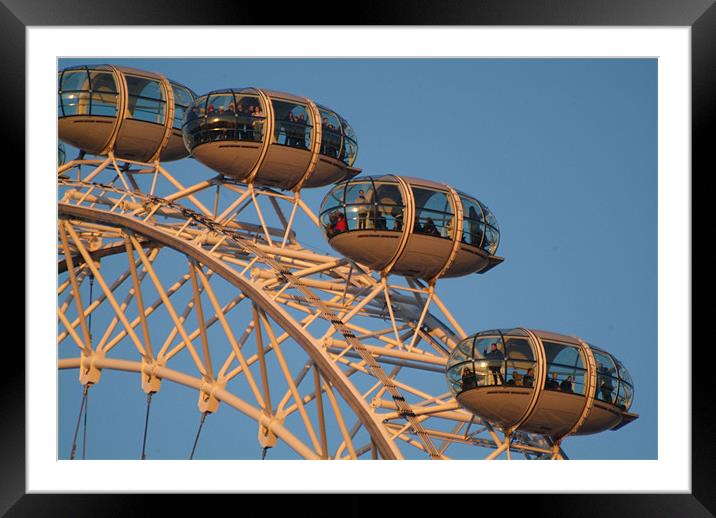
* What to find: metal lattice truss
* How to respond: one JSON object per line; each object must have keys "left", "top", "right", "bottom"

{"left": 57, "top": 154, "right": 564, "bottom": 460}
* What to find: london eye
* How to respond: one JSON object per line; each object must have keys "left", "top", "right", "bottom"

{"left": 57, "top": 61, "right": 644, "bottom": 461}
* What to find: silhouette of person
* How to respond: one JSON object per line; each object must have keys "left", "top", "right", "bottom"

{"left": 468, "top": 206, "right": 481, "bottom": 246}
{"left": 523, "top": 367, "right": 535, "bottom": 388}
{"left": 355, "top": 190, "right": 369, "bottom": 229}
{"left": 461, "top": 366, "right": 477, "bottom": 390}
{"left": 423, "top": 217, "right": 439, "bottom": 236}
{"left": 545, "top": 371, "right": 560, "bottom": 390}
{"left": 483, "top": 343, "right": 505, "bottom": 385}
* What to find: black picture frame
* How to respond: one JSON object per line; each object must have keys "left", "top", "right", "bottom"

{"left": 8, "top": 0, "right": 711, "bottom": 515}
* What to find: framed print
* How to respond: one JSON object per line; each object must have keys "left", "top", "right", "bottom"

{"left": 7, "top": 0, "right": 712, "bottom": 515}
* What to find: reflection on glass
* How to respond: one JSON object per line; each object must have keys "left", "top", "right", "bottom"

{"left": 59, "top": 67, "right": 119, "bottom": 118}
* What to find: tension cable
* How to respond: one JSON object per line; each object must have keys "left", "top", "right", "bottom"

{"left": 189, "top": 411, "right": 208, "bottom": 460}
{"left": 140, "top": 392, "right": 154, "bottom": 460}
{"left": 69, "top": 384, "right": 90, "bottom": 460}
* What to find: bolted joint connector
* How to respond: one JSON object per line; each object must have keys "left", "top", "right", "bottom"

{"left": 258, "top": 411, "right": 284, "bottom": 449}
{"left": 79, "top": 349, "right": 105, "bottom": 386}
{"left": 197, "top": 379, "right": 224, "bottom": 414}
{"left": 140, "top": 357, "right": 162, "bottom": 394}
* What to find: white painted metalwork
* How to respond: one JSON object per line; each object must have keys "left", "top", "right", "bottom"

{"left": 57, "top": 151, "right": 558, "bottom": 460}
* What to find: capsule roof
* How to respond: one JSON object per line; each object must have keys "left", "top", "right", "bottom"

{"left": 320, "top": 174, "right": 503, "bottom": 281}
{"left": 181, "top": 87, "right": 360, "bottom": 190}
{"left": 58, "top": 64, "right": 197, "bottom": 162}
{"left": 446, "top": 328, "right": 637, "bottom": 438}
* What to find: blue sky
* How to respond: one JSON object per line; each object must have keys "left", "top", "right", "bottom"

{"left": 58, "top": 58, "right": 657, "bottom": 460}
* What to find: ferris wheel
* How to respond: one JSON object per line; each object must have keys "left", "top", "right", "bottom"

{"left": 57, "top": 64, "right": 637, "bottom": 461}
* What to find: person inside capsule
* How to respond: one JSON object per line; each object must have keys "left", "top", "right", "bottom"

{"left": 320, "top": 115, "right": 341, "bottom": 159}
{"left": 506, "top": 371, "right": 523, "bottom": 386}
{"left": 322, "top": 180, "right": 405, "bottom": 236}
{"left": 561, "top": 375, "right": 575, "bottom": 393}
{"left": 446, "top": 329, "right": 637, "bottom": 437}
{"left": 446, "top": 331, "right": 539, "bottom": 395}
{"left": 275, "top": 103, "right": 310, "bottom": 149}
{"left": 545, "top": 371, "right": 560, "bottom": 390}
{"left": 321, "top": 176, "right": 502, "bottom": 279}
{"left": 484, "top": 342, "right": 506, "bottom": 385}
{"left": 412, "top": 187, "right": 454, "bottom": 239}
{"left": 461, "top": 366, "right": 477, "bottom": 390}
{"left": 523, "top": 367, "right": 535, "bottom": 388}
{"left": 183, "top": 91, "right": 266, "bottom": 149}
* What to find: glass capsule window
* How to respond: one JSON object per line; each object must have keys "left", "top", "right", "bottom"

{"left": 181, "top": 90, "right": 265, "bottom": 149}
{"left": 480, "top": 201, "right": 500, "bottom": 254}
{"left": 319, "top": 108, "right": 343, "bottom": 160}
{"left": 234, "top": 94, "right": 266, "bottom": 142}
{"left": 206, "top": 92, "right": 238, "bottom": 138}
{"left": 343, "top": 181, "right": 374, "bottom": 232}
{"left": 473, "top": 335, "right": 510, "bottom": 387}
{"left": 273, "top": 100, "right": 312, "bottom": 150}
{"left": 319, "top": 178, "right": 404, "bottom": 238}
{"left": 460, "top": 195, "right": 486, "bottom": 249}
{"left": 319, "top": 182, "right": 351, "bottom": 238}
{"left": 591, "top": 348, "right": 618, "bottom": 404}
{"left": 446, "top": 329, "right": 537, "bottom": 394}
{"left": 504, "top": 336, "right": 537, "bottom": 388}
{"left": 182, "top": 94, "right": 207, "bottom": 149}
{"left": 58, "top": 69, "right": 90, "bottom": 116}
{"left": 612, "top": 357, "right": 634, "bottom": 410}
{"left": 458, "top": 193, "right": 500, "bottom": 255}
{"left": 542, "top": 341, "right": 587, "bottom": 395}
{"left": 125, "top": 75, "right": 166, "bottom": 125}
{"left": 371, "top": 181, "right": 405, "bottom": 232}
{"left": 338, "top": 114, "right": 358, "bottom": 167}
{"left": 590, "top": 346, "right": 632, "bottom": 409}
{"left": 411, "top": 187, "right": 455, "bottom": 239}
{"left": 58, "top": 67, "right": 119, "bottom": 118}
{"left": 446, "top": 336, "right": 481, "bottom": 394}
{"left": 171, "top": 83, "right": 196, "bottom": 130}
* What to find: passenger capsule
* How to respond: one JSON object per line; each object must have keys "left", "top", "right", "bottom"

{"left": 319, "top": 175, "right": 503, "bottom": 281}
{"left": 446, "top": 328, "right": 638, "bottom": 438}
{"left": 58, "top": 64, "right": 197, "bottom": 162}
{"left": 181, "top": 88, "right": 361, "bottom": 190}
